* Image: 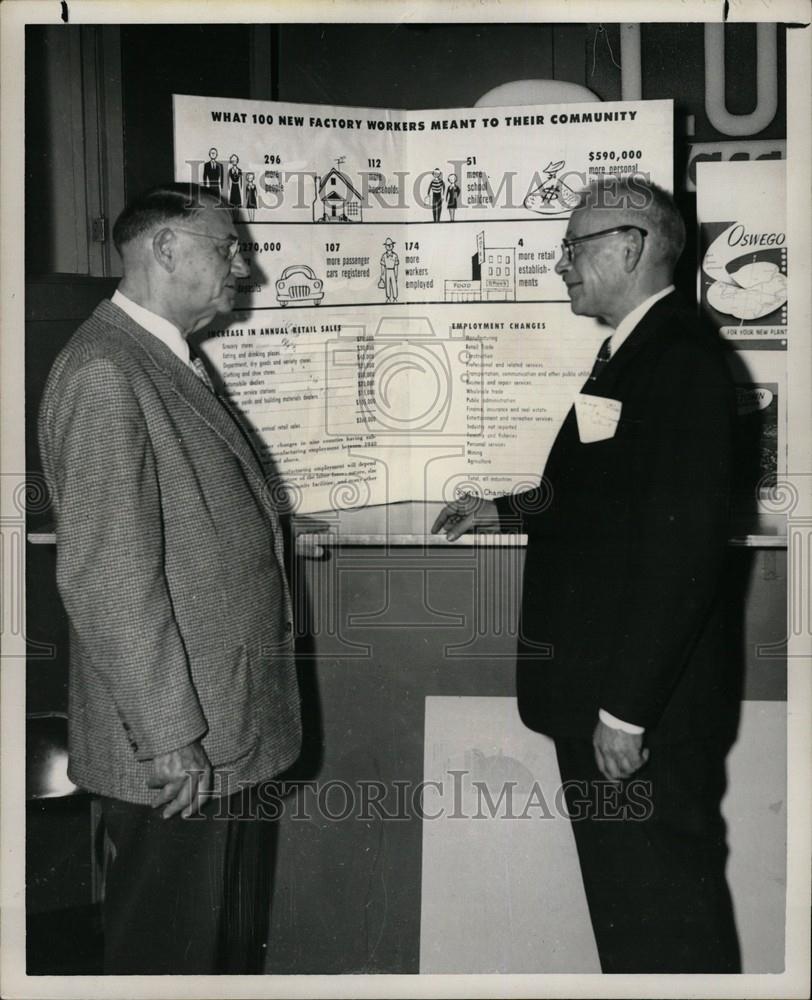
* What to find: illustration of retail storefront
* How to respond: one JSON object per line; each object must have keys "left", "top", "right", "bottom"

{"left": 444, "top": 231, "right": 516, "bottom": 302}
{"left": 312, "top": 161, "right": 364, "bottom": 222}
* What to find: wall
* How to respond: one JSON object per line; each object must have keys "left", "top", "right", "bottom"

{"left": 119, "top": 25, "right": 254, "bottom": 200}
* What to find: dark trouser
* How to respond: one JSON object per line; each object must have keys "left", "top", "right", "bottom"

{"left": 100, "top": 786, "right": 277, "bottom": 974}
{"left": 555, "top": 738, "right": 741, "bottom": 974}
{"left": 432, "top": 194, "right": 442, "bottom": 221}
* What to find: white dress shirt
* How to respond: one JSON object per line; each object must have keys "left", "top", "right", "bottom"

{"left": 598, "top": 284, "right": 674, "bottom": 736}
{"left": 604, "top": 284, "right": 675, "bottom": 358}
{"left": 111, "top": 289, "right": 192, "bottom": 369}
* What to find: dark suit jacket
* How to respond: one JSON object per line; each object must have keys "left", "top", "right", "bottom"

{"left": 495, "top": 292, "right": 736, "bottom": 745}
{"left": 203, "top": 160, "right": 224, "bottom": 191}
{"left": 39, "top": 300, "right": 302, "bottom": 804}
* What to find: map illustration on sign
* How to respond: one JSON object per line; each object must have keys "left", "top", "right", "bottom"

{"left": 523, "top": 160, "right": 580, "bottom": 215}
{"left": 701, "top": 222, "right": 787, "bottom": 323}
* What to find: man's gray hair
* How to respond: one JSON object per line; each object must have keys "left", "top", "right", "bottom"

{"left": 112, "top": 183, "right": 225, "bottom": 255}
{"left": 576, "top": 176, "right": 686, "bottom": 269}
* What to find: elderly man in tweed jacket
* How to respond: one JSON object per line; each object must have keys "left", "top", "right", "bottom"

{"left": 38, "top": 183, "right": 302, "bottom": 974}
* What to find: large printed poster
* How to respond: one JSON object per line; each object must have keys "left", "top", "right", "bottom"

{"left": 697, "top": 160, "right": 788, "bottom": 513}
{"left": 174, "top": 96, "right": 673, "bottom": 513}
{"left": 698, "top": 159, "right": 788, "bottom": 350}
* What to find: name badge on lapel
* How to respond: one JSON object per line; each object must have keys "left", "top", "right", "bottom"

{"left": 574, "top": 393, "right": 622, "bottom": 443}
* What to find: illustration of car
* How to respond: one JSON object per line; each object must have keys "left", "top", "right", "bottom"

{"left": 275, "top": 265, "right": 324, "bottom": 306}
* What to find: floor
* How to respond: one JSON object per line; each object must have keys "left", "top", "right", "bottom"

{"left": 419, "top": 696, "right": 786, "bottom": 973}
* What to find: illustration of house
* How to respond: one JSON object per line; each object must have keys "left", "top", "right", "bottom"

{"left": 312, "top": 163, "right": 364, "bottom": 222}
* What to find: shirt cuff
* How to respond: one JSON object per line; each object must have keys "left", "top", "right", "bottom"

{"left": 598, "top": 708, "right": 645, "bottom": 735}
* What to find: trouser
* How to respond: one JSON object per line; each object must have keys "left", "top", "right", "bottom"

{"left": 100, "top": 786, "right": 277, "bottom": 974}
{"left": 432, "top": 194, "right": 442, "bottom": 221}
{"left": 384, "top": 270, "right": 397, "bottom": 301}
{"left": 555, "top": 737, "right": 741, "bottom": 974}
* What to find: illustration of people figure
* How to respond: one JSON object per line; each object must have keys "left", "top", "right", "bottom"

{"left": 203, "top": 147, "right": 223, "bottom": 194}
{"left": 245, "top": 171, "right": 257, "bottom": 221}
{"left": 227, "top": 153, "right": 242, "bottom": 208}
{"left": 446, "top": 173, "right": 460, "bottom": 221}
{"left": 380, "top": 238, "right": 399, "bottom": 303}
{"left": 428, "top": 167, "right": 445, "bottom": 222}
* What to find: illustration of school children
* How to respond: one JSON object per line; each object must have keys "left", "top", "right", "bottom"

{"left": 446, "top": 173, "right": 460, "bottom": 221}
{"left": 245, "top": 171, "right": 258, "bottom": 220}
{"left": 428, "top": 168, "right": 445, "bottom": 222}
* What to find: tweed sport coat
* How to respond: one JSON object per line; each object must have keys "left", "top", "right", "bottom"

{"left": 495, "top": 291, "right": 738, "bottom": 745}
{"left": 39, "top": 300, "right": 302, "bottom": 804}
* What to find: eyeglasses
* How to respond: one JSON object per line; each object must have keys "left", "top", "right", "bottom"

{"left": 560, "top": 225, "right": 647, "bottom": 264}
{"left": 172, "top": 226, "right": 240, "bottom": 261}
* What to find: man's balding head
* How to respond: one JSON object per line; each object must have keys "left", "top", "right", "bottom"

{"left": 577, "top": 177, "right": 686, "bottom": 271}
{"left": 556, "top": 176, "right": 684, "bottom": 327}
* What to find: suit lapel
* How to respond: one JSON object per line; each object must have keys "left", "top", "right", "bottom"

{"left": 583, "top": 290, "right": 681, "bottom": 397}
{"left": 593, "top": 291, "right": 682, "bottom": 396}
{"left": 97, "top": 301, "right": 277, "bottom": 519}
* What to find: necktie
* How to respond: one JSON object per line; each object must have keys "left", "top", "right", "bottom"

{"left": 190, "top": 354, "right": 215, "bottom": 392}
{"left": 587, "top": 336, "right": 613, "bottom": 382}
{"left": 188, "top": 352, "right": 264, "bottom": 466}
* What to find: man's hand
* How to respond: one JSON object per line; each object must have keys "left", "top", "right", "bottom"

{"left": 147, "top": 740, "right": 212, "bottom": 819}
{"left": 431, "top": 496, "right": 501, "bottom": 542}
{"left": 592, "top": 720, "right": 649, "bottom": 782}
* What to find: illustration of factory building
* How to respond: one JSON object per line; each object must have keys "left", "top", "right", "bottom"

{"left": 444, "top": 231, "right": 516, "bottom": 302}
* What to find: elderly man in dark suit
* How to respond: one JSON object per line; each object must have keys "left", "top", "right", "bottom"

{"left": 434, "top": 177, "right": 740, "bottom": 973}
{"left": 39, "top": 183, "right": 302, "bottom": 974}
